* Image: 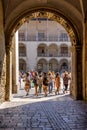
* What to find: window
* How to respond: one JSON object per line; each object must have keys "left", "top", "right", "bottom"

{"left": 19, "top": 59, "right": 26, "bottom": 72}
{"left": 59, "top": 33, "right": 68, "bottom": 41}
{"left": 19, "top": 45, "right": 26, "bottom": 56}
{"left": 19, "top": 31, "right": 25, "bottom": 41}
{"left": 61, "top": 46, "right": 68, "bottom": 54}
{"left": 37, "top": 47, "right": 45, "bottom": 56}
{"left": 38, "top": 31, "right": 46, "bottom": 41}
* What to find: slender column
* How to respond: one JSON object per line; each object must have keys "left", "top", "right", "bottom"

{"left": 47, "top": 18, "right": 48, "bottom": 41}
{"left": 36, "top": 19, "right": 38, "bottom": 41}
{"left": 25, "top": 23, "right": 28, "bottom": 41}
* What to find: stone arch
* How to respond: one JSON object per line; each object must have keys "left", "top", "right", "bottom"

{"left": 49, "top": 58, "right": 58, "bottom": 72}
{"left": 49, "top": 43, "right": 58, "bottom": 57}
{"left": 5, "top": 8, "right": 82, "bottom": 100}
{"left": 5, "top": 9, "right": 79, "bottom": 46}
{"left": 59, "top": 44, "right": 68, "bottom": 56}
{"left": 59, "top": 59, "right": 68, "bottom": 73}
{"left": 37, "top": 43, "right": 47, "bottom": 57}
{"left": 37, "top": 58, "right": 47, "bottom": 73}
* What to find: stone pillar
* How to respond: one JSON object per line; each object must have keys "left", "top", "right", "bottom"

{"left": 5, "top": 45, "right": 12, "bottom": 101}
{"left": 12, "top": 31, "right": 19, "bottom": 93}
{"left": 70, "top": 45, "right": 77, "bottom": 99}
{"left": 83, "top": 20, "right": 87, "bottom": 100}
{"left": 71, "top": 44, "right": 82, "bottom": 100}
{"left": 0, "top": 0, "right": 6, "bottom": 103}
{"left": 76, "top": 45, "right": 82, "bottom": 99}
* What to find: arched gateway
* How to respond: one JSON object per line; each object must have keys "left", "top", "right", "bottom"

{"left": 1, "top": 5, "right": 83, "bottom": 101}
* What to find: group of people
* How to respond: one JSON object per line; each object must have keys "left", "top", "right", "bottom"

{"left": 19, "top": 70, "right": 71, "bottom": 97}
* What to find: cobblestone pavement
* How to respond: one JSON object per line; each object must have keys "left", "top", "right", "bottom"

{"left": 0, "top": 90, "right": 87, "bottom": 130}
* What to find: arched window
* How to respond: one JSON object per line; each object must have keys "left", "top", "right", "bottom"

{"left": 60, "top": 62, "right": 68, "bottom": 73}
{"left": 19, "top": 59, "right": 26, "bottom": 72}
{"left": 60, "top": 44, "right": 68, "bottom": 56}
{"left": 19, "top": 44, "right": 26, "bottom": 56}
{"left": 49, "top": 59, "right": 58, "bottom": 72}
{"left": 49, "top": 44, "right": 58, "bottom": 57}
{"left": 37, "top": 59, "right": 47, "bottom": 72}
{"left": 37, "top": 44, "right": 47, "bottom": 56}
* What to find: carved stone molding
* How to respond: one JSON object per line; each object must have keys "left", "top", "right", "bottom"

{"left": 11, "top": 11, "right": 77, "bottom": 45}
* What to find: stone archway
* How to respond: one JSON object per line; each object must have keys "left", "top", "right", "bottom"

{"left": 59, "top": 59, "right": 68, "bottom": 73}
{"left": 19, "top": 59, "right": 26, "bottom": 72}
{"left": 49, "top": 58, "right": 58, "bottom": 72}
{"left": 37, "top": 58, "right": 47, "bottom": 73}
{"left": 37, "top": 43, "right": 47, "bottom": 57}
{"left": 5, "top": 9, "right": 82, "bottom": 100}
{"left": 49, "top": 44, "right": 58, "bottom": 57}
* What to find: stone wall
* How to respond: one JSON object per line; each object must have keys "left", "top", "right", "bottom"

{"left": 0, "top": 0, "right": 6, "bottom": 103}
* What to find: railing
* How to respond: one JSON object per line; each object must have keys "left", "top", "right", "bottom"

{"left": 19, "top": 35, "right": 70, "bottom": 42}
{"left": 37, "top": 53, "right": 71, "bottom": 57}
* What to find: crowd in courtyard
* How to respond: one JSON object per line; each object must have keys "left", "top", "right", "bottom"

{"left": 19, "top": 70, "right": 71, "bottom": 97}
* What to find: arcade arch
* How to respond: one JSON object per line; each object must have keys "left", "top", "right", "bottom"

{"left": 19, "top": 43, "right": 26, "bottom": 57}
{"left": 60, "top": 44, "right": 68, "bottom": 57}
{"left": 49, "top": 44, "right": 58, "bottom": 57}
{"left": 59, "top": 59, "right": 68, "bottom": 73}
{"left": 49, "top": 59, "right": 58, "bottom": 72}
{"left": 19, "top": 59, "right": 26, "bottom": 72}
{"left": 5, "top": 9, "right": 82, "bottom": 101}
{"left": 37, "top": 43, "right": 47, "bottom": 57}
{"left": 37, "top": 59, "right": 47, "bottom": 73}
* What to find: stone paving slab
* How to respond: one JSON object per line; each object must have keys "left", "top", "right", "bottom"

{"left": 0, "top": 95, "right": 87, "bottom": 130}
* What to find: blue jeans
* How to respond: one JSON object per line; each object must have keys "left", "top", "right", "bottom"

{"left": 48, "top": 82, "right": 53, "bottom": 93}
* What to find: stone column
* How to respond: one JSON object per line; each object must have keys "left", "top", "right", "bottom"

{"left": 12, "top": 31, "right": 19, "bottom": 93}
{"left": 70, "top": 45, "right": 77, "bottom": 99}
{"left": 83, "top": 20, "right": 87, "bottom": 100}
{"left": 76, "top": 45, "right": 82, "bottom": 99}
{"left": 0, "top": 0, "right": 6, "bottom": 102}
{"left": 5, "top": 45, "right": 12, "bottom": 101}
{"left": 71, "top": 44, "right": 82, "bottom": 100}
